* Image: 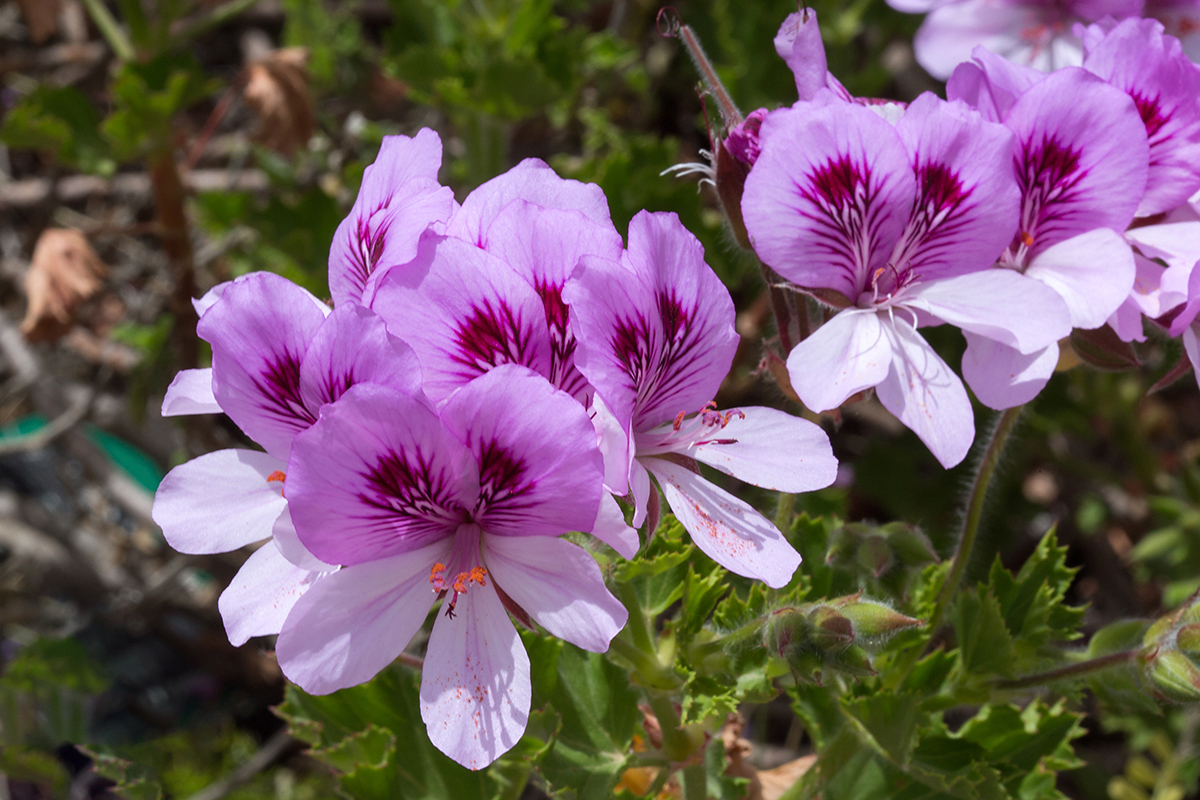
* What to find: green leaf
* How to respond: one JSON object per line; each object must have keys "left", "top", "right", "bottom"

{"left": 842, "top": 692, "right": 924, "bottom": 764}
{"left": 986, "top": 529, "right": 1084, "bottom": 659}
{"left": 88, "top": 751, "right": 163, "bottom": 800}
{"left": 953, "top": 587, "right": 1017, "bottom": 679}
{"left": 703, "top": 732, "right": 750, "bottom": 800}
{"left": 713, "top": 581, "right": 771, "bottom": 631}
{"left": 0, "top": 86, "right": 114, "bottom": 174}
{"left": 536, "top": 644, "right": 640, "bottom": 800}
{"left": 614, "top": 516, "right": 692, "bottom": 615}
{"left": 679, "top": 669, "right": 738, "bottom": 726}
{"left": 674, "top": 565, "right": 729, "bottom": 644}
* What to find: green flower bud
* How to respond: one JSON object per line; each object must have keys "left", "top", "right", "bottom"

{"left": 856, "top": 535, "right": 894, "bottom": 578}
{"left": 808, "top": 605, "right": 854, "bottom": 652}
{"left": 1142, "top": 649, "right": 1200, "bottom": 703}
{"left": 829, "top": 644, "right": 877, "bottom": 677}
{"left": 839, "top": 599, "right": 925, "bottom": 639}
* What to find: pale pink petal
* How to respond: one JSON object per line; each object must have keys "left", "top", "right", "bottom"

{"left": 162, "top": 368, "right": 220, "bottom": 416}
{"left": 1109, "top": 296, "right": 1149, "bottom": 343}
{"left": 420, "top": 582, "right": 530, "bottom": 770}
{"left": 961, "top": 333, "right": 1058, "bottom": 409}
{"left": 644, "top": 458, "right": 800, "bottom": 588}
{"left": 900, "top": 270, "right": 1072, "bottom": 353}
{"left": 877, "top": 320, "right": 974, "bottom": 468}
{"left": 153, "top": 449, "right": 286, "bottom": 554}
{"left": 270, "top": 506, "right": 338, "bottom": 571}
{"left": 590, "top": 493, "right": 639, "bottom": 558}
{"left": 688, "top": 407, "right": 837, "bottom": 493}
{"left": 786, "top": 309, "right": 891, "bottom": 413}
{"left": 773, "top": 9, "right": 850, "bottom": 101}
{"left": 484, "top": 534, "right": 627, "bottom": 652}
{"left": 630, "top": 459, "right": 651, "bottom": 529}
{"left": 591, "top": 393, "right": 633, "bottom": 494}
{"left": 1024, "top": 228, "right": 1137, "bottom": 329}
{"left": 276, "top": 540, "right": 449, "bottom": 694}
{"left": 219, "top": 542, "right": 329, "bottom": 646}
{"left": 946, "top": 47, "right": 1042, "bottom": 123}
{"left": 1185, "top": 325, "right": 1200, "bottom": 382}
{"left": 192, "top": 282, "right": 230, "bottom": 318}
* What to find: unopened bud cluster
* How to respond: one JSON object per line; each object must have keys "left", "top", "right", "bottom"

{"left": 1139, "top": 602, "right": 1200, "bottom": 703}
{"left": 763, "top": 594, "right": 923, "bottom": 684}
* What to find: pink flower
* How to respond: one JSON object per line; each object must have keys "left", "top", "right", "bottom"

{"left": 276, "top": 366, "right": 626, "bottom": 769}
{"left": 564, "top": 211, "right": 839, "bottom": 586}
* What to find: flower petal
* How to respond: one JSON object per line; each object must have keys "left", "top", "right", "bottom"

{"left": 197, "top": 273, "right": 328, "bottom": 460}
{"left": 876, "top": 319, "right": 975, "bottom": 468}
{"left": 153, "top": 449, "right": 286, "bottom": 554}
{"left": 688, "top": 407, "right": 838, "bottom": 493}
{"left": 743, "top": 102, "right": 914, "bottom": 299}
{"left": 370, "top": 233, "right": 553, "bottom": 404}
{"left": 773, "top": 9, "right": 851, "bottom": 101}
{"left": 645, "top": 458, "right": 800, "bottom": 588}
{"left": 484, "top": 534, "right": 627, "bottom": 652}
{"left": 961, "top": 333, "right": 1058, "bottom": 409}
{"left": 786, "top": 309, "right": 891, "bottom": 413}
{"left": 565, "top": 211, "right": 739, "bottom": 429}
{"left": 421, "top": 582, "right": 529, "bottom": 770}
{"left": 1024, "top": 228, "right": 1137, "bottom": 329}
{"left": 287, "top": 384, "right": 475, "bottom": 566}
{"left": 162, "top": 368, "right": 220, "bottom": 416}
{"left": 276, "top": 541, "right": 447, "bottom": 694}
{"left": 589, "top": 493, "right": 640, "bottom": 558}
{"left": 901, "top": 269, "right": 1072, "bottom": 353}
{"left": 271, "top": 505, "right": 338, "bottom": 571}
{"left": 219, "top": 542, "right": 329, "bottom": 646}
{"left": 946, "top": 47, "right": 1042, "bottom": 122}
{"left": 439, "top": 365, "right": 603, "bottom": 538}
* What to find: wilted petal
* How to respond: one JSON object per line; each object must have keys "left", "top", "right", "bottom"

{"left": 370, "top": 233, "right": 553, "bottom": 404}
{"left": 329, "top": 129, "right": 455, "bottom": 306}
{"left": 688, "top": 407, "right": 838, "bottom": 493}
{"left": 276, "top": 541, "right": 447, "bottom": 694}
{"left": 744, "top": 102, "right": 914, "bottom": 299}
{"left": 439, "top": 365, "right": 603, "bottom": 538}
{"left": 774, "top": 9, "right": 851, "bottom": 101}
{"left": 162, "top": 368, "right": 220, "bottom": 416}
{"left": 287, "top": 384, "right": 474, "bottom": 566}
{"left": 961, "top": 334, "right": 1058, "bottom": 409}
{"left": 298, "top": 303, "right": 424, "bottom": 412}
{"left": 876, "top": 320, "right": 974, "bottom": 468}
{"left": 565, "top": 211, "right": 739, "bottom": 429}
{"left": 1005, "top": 69, "right": 1149, "bottom": 255}
{"left": 786, "top": 309, "right": 891, "bottom": 413}
{"left": 421, "top": 581, "right": 529, "bottom": 770}
{"left": 1024, "top": 228, "right": 1137, "bottom": 329}
{"left": 1082, "top": 17, "right": 1200, "bottom": 216}
{"left": 484, "top": 533, "right": 627, "bottom": 651}
{"left": 446, "top": 158, "right": 611, "bottom": 247}
{"left": 197, "top": 273, "right": 328, "bottom": 460}
{"left": 590, "top": 493, "right": 639, "bottom": 558}
{"left": 901, "top": 269, "right": 1072, "bottom": 353}
{"left": 645, "top": 458, "right": 800, "bottom": 588}
{"left": 219, "top": 542, "right": 328, "bottom": 646}
{"left": 153, "top": 449, "right": 286, "bottom": 554}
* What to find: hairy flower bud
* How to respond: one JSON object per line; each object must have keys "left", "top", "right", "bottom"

{"left": 1139, "top": 602, "right": 1200, "bottom": 703}
{"left": 715, "top": 109, "right": 767, "bottom": 249}
{"left": 838, "top": 598, "right": 925, "bottom": 639}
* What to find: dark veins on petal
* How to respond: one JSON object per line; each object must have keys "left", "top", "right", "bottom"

{"left": 358, "top": 448, "right": 464, "bottom": 541}
{"left": 535, "top": 279, "right": 587, "bottom": 399}
{"left": 1015, "top": 135, "right": 1085, "bottom": 249}
{"left": 348, "top": 201, "right": 393, "bottom": 294}
{"left": 451, "top": 298, "right": 537, "bottom": 381}
{"left": 799, "top": 154, "right": 886, "bottom": 294}
{"left": 888, "top": 160, "right": 970, "bottom": 285}
{"left": 254, "top": 350, "right": 316, "bottom": 430}
{"left": 613, "top": 289, "right": 707, "bottom": 425}
{"left": 473, "top": 440, "right": 535, "bottom": 526}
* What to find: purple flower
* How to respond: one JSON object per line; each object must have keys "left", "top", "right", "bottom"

{"left": 328, "top": 129, "right": 456, "bottom": 306}
{"left": 948, "top": 61, "right": 1149, "bottom": 405}
{"left": 564, "top": 211, "right": 839, "bottom": 586}
{"left": 276, "top": 366, "right": 626, "bottom": 769}
{"left": 742, "top": 93, "right": 1072, "bottom": 466}
{"left": 153, "top": 273, "right": 422, "bottom": 645}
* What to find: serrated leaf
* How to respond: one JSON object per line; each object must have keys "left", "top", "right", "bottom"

{"left": 675, "top": 565, "right": 729, "bottom": 644}
{"left": 713, "top": 581, "right": 771, "bottom": 630}
{"left": 954, "top": 587, "right": 1017, "bottom": 678}
{"left": 899, "top": 649, "right": 958, "bottom": 698}
{"left": 87, "top": 751, "right": 163, "bottom": 800}
{"left": 842, "top": 692, "right": 924, "bottom": 764}
{"left": 679, "top": 669, "right": 738, "bottom": 726}
{"left": 986, "top": 530, "right": 1084, "bottom": 658}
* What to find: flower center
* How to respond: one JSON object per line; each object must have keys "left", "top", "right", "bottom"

{"left": 428, "top": 524, "right": 488, "bottom": 619}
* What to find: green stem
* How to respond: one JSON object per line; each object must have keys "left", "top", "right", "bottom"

{"left": 930, "top": 405, "right": 1024, "bottom": 634}
{"left": 647, "top": 693, "right": 691, "bottom": 762}
{"left": 80, "top": 0, "right": 135, "bottom": 61}
{"left": 681, "top": 762, "right": 707, "bottom": 800}
{"left": 775, "top": 492, "right": 796, "bottom": 533}
{"left": 993, "top": 649, "right": 1138, "bottom": 690}
{"left": 616, "top": 581, "right": 655, "bottom": 655}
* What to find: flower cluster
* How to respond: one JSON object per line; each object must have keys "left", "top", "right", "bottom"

{"left": 884, "top": 0, "right": 1200, "bottom": 78}
{"left": 152, "top": 131, "right": 838, "bottom": 768}
{"left": 703, "top": 9, "right": 1200, "bottom": 468}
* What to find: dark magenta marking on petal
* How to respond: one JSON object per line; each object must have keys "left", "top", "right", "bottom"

{"left": 1131, "top": 91, "right": 1168, "bottom": 140}
{"left": 473, "top": 440, "right": 535, "bottom": 522}
{"left": 611, "top": 289, "right": 708, "bottom": 423}
{"left": 534, "top": 280, "right": 587, "bottom": 399}
{"left": 451, "top": 298, "right": 537, "bottom": 380}
{"left": 347, "top": 201, "right": 395, "bottom": 295}
{"left": 1015, "top": 135, "right": 1085, "bottom": 248}
{"left": 886, "top": 159, "right": 971, "bottom": 288}
{"left": 358, "top": 448, "right": 465, "bottom": 536}
{"left": 797, "top": 155, "right": 887, "bottom": 293}
{"left": 254, "top": 350, "right": 316, "bottom": 429}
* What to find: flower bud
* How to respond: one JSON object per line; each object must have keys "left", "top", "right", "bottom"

{"left": 1138, "top": 601, "right": 1200, "bottom": 703}
{"left": 808, "top": 605, "right": 855, "bottom": 652}
{"left": 1142, "top": 649, "right": 1200, "bottom": 703}
{"left": 839, "top": 599, "right": 924, "bottom": 639}
{"left": 715, "top": 108, "right": 767, "bottom": 249}
{"left": 856, "top": 534, "right": 894, "bottom": 577}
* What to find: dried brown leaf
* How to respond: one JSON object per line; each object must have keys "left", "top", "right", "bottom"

{"left": 21, "top": 228, "right": 107, "bottom": 342}
{"left": 14, "top": 0, "right": 63, "bottom": 44}
{"left": 758, "top": 755, "right": 816, "bottom": 800}
{"left": 242, "top": 47, "right": 315, "bottom": 156}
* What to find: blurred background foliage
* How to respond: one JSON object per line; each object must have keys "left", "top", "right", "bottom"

{"left": 3, "top": 0, "right": 1200, "bottom": 798}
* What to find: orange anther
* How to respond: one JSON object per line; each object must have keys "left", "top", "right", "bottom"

{"left": 673, "top": 410, "right": 687, "bottom": 431}
{"left": 452, "top": 572, "right": 470, "bottom": 593}
{"left": 469, "top": 566, "right": 488, "bottom": 586}
{"left": 1021, "top": 232, "right": 1034, "bottom": 247}
{"left": 267, "top": 470, "right": 286, "bottom": 483}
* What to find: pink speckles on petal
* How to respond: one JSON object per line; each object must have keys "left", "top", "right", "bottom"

{"left": 643, "top": 458, "right": 800, "bottom": 588}
{"left": 421, "top": 582, "right": 529, "bottom": 770}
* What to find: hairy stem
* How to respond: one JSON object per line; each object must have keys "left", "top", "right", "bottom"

{"left": 993, "top": 649, "right": 1138, "bottom": 690}
{"left": 681, "top": 761, "right": 707, "bottom": 800}
{"left": 148, "top": 147, "right": 199, "bottom": 369}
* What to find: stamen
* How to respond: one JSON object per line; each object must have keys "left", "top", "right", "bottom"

{"left": 1021, "top": 232, "right": 1034, "bottom": 247}
{"left": 429, "top": 562, "right": 447, "bottom": 592}
{"left": 673, "top": 410, "right": 687, "bottom": 431}
{"left": 267, "top": 470, "right": 286, "bottom": 483}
